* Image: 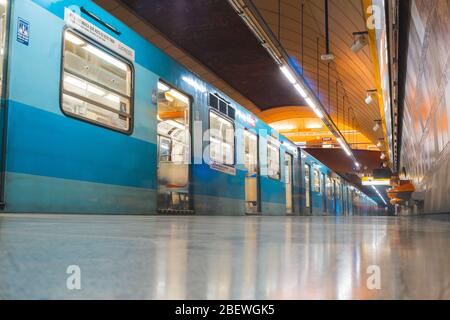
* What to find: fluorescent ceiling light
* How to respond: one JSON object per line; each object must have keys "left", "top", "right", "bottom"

{"left": 65, "top": 32, "right": 85, "bottom": 46}
{"left": 280, "top": 66, "right": 297, "bottom": 84}
{"left": 168, "top": 89, "right": 189, "bottom": 104}
{"left": 337, "top": 138, "right": 351, "bottom": 156}
{"left": 372, "top": 185, "right": 387, "bottom": 205}
{"left": 157, "top": 82, "right": 170, "bottom": 92}
{"left": 85, "top": 45, "right": 128, "bottom": 71}
{"left": 294, "top": 83, "right": 307, "bottom": 98}
{"left": 362, "top": 179, "right": 390, "bottom": 186}
{"left": 64, "top": 76, "right": 86, "bottom": 90}
{"left": 106, "top": 94, "right": 120, "bottom": 104}
{"left": 65, "top": 76, "right": 105, "bottom": 97}
{"left": 87, "top": 85, "right": 105, "bottom": 97}
{"left": 312, "top": 107, "right": 324, "bottom": 119}
{"left": 305, "top": 97, "right": 315, "bottom": 109}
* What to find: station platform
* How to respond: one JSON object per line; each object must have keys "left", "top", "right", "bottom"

{"left": 1, "top": 214, "right": 449, "bottom": 299}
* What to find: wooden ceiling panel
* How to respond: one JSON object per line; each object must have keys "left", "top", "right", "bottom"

{"left": 252, "top": 0, "right": 384, "bottom": 144}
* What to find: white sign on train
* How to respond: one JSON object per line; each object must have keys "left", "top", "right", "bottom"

{"left": 64, "top": 7, "right": 135, "bottom": 61}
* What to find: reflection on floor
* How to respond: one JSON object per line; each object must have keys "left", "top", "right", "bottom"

{"left": 0, "top": 214, "right": 449, "bottom": 299}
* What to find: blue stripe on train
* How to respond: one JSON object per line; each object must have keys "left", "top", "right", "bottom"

{"left": 6, "top": 101, "right": 286, "bottom": 202}
{"left": 6, "top": 100, "right": 157, "bottom": 189}
{"left": 5, "top": 172, "right": 155, "bottom": 213}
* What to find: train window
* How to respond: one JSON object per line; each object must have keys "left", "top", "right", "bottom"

{"left": 0, "top": 0, "right": 8, "bottom": 95}
{"left": 321, "top": 173, "right": 325, "bottom": 195}
{"left": 327, "top": 177, "right": 333, "bottom": 199}
{"left": 61, "top": 30, "right": 133, "bottom": 133}
{"left": 157, "top": 82, "right": 190, "bottom": 163}
{"left": 313, "top": 169, "right": 320, "bottom": 192}
{"left": 209, "top": 111, "right": 234, "bottom": 165}
{"left": 304, "top": 164, "right": 311, "bottom": 208}
{"left": 267, "top": 136, "right": 280, "bottom": 180}
{"left": 336, "top": 181, "right": 341, "bottom": 199}
{"left": 158, "top": 136, "right": 172, "bottom": 161}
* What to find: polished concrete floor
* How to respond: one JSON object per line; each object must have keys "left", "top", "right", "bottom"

{"left": 0, "top": 214, "right": 449, "bottom": 299}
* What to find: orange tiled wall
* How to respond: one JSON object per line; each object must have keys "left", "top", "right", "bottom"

{"left": 400, "top": 0, "right": 450, "bottom": 212}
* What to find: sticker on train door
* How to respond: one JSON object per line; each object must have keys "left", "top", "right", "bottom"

{"left": 17, "top": 18, "right": 30, "bottom": 46}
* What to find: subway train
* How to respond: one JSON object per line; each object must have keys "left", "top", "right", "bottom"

{"left": 0, "top": 0, "right": 378, "bottom": 215}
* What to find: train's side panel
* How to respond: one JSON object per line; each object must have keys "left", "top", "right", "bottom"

{"left": 2, "top": 0, "right": 375, "bottom": 216}
{"left": 3, "top": 0, "right": 302, "bottom": 215}
{"left": 4, "top": 0, "right": 179, "bottom": 213}
{"left": 292, "top": 150, "right": 302, "bottom": 215}
{"left": 301, "top": 152, "right": 322, "bottom": 215}
{"left": 4, "top": 0, "right": 186, "bottom": 214}
{"left": 299, "top": 150, "right": 379, "bottom": 216}
{"left": 189, "top": 83, "right": 301, "bottom": 215}
{"left": 259, "top": 131, "right": 287, "bottom": 215}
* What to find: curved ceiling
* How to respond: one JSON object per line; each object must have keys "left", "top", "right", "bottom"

{"left": 251, "top": 0, "right": 383, "bottom": 145}
{"left": 258, "top": 106, "right": 375, "bottom": 149}
{"left": 94, "top": 0, "right": 384, "bottom": 150}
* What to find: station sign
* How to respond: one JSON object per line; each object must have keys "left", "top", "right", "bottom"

{"left": 64, "top": 8, "right": 135, "bottom": 61}
{"left": 362, "top": 176, "right": 391, "bottom": 186}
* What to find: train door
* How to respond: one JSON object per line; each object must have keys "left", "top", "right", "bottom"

{"left": 326, "top": 176, "right": 333, "bottom": 214}
{"left": 156, "top": 81, "right": 191, "bottom": 212}
{"left": 333, "top": 179, "right": 338, "bottom": 214}
{"left": 0, "top": 1, "right": 8, "bottom": 94}
{"left": 244, "top": 130, "right": 259, "bottom": 214}
{"left": 345, "top": 187, "right": 351, "bottom": 216}
{"left": 304, "top": 164, "right": 312, "bottom": 215}
{"left": 285, "top": 153, "right": 293, "bottom": 214}
{"left": 0, "top": 0, "right": 9, "bottom": 205}
{"left": 346, "top": 187, "right": 353, "bottom": 216}
{"left": 322, "top": 173, "right": 327, "bottom": 213}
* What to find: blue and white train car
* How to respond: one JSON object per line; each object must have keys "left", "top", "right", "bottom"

{"left": 300, "top": 150, "right": 378, "bottom": 216}
{"left": 0, "top": 0, "right": 376, "bottom": 216}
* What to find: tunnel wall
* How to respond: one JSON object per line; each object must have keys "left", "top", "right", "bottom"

{"left": 400, "top": 0, "right": 450, "bottom": 213}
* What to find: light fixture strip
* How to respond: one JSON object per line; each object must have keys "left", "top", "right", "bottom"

{"left": 227, "top": 0, "right": 359, "bottom": 165}
{"left": 372, "top": 186, "right": 387, "bottom": 205}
